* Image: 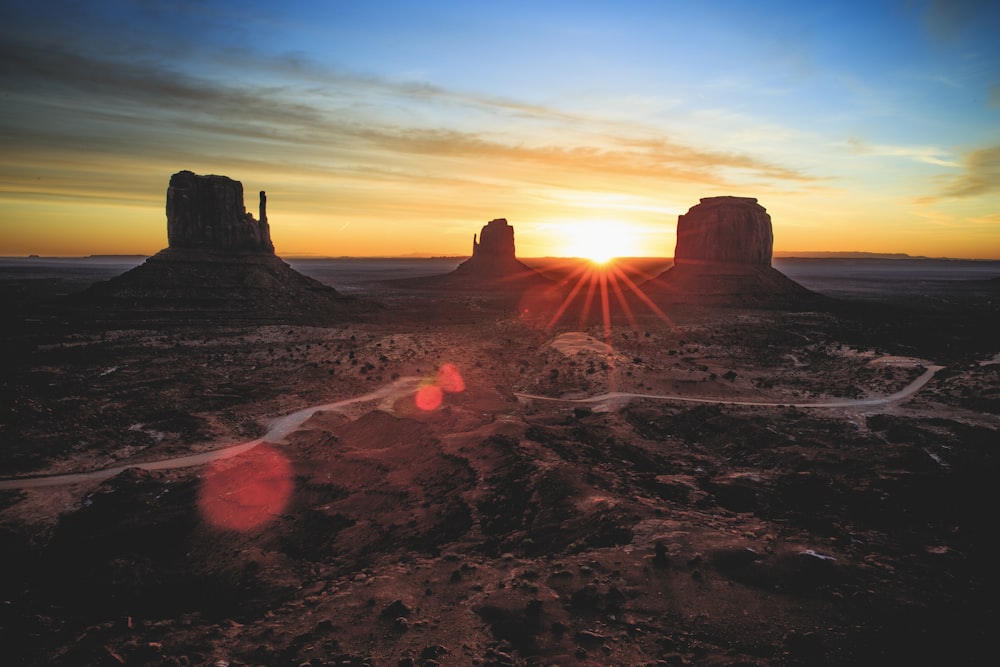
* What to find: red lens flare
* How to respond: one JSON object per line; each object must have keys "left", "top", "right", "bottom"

{"left": 414, "top": 363, "right": 466, "bottom": 411}
{"left": 415, "top": 383, "right": 444, "bottom": 411}
{"left": 198, "top": 444, "right": 293, "bottom": 531}
{"left": 437, "top": 362, "right": 466, "bottom": 393}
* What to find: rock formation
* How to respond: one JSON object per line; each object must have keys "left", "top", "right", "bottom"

{"left": 646, "top": 196, "right": 818, "bottom": 306}
{"left": 410, "top": 218, "right": 549, "bottom": 290}
{"left": 471, "top": 218, "right": 517, "bottom": 263}
{"left": 73, "top": 171, "right": 365, "bottom": 324}
{"left": 166, "top": 171, "right": 273, "bottom": 253}
{"left": 674, "top": 196, "right": 772, "bottom": 267}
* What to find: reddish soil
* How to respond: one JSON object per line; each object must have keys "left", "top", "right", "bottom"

{"left": 1, "top": 260, "right": 998, "bottom": 666}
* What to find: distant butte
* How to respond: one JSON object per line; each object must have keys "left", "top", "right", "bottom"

{"left": 73, "top": 171, "right": 366, "bottom": 324}
{"left": 410, "top": 218, "right": 550, "bottom": 289}
{"left": 646, "top": 196, "right": 819, "bottom": 305}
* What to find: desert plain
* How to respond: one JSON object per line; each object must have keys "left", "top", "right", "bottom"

{"left": 1, "top": 255, "right": 999, "bottom": 666}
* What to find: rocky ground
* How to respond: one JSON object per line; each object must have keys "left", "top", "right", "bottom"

{"left": 1, "top": 260, "right": 999, "bottom": 666}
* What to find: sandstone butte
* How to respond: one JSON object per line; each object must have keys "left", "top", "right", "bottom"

{"left": 72, "top": 171, "right": 364, "bottom": 324}
{"left": 646, "top": 196, "right": 818, "bottom": 305}
{"left": 410, "top": 218, "right": 550, "bottom": 289}
{"left": 165, "top": 170, "right": 274, "bottom": 254}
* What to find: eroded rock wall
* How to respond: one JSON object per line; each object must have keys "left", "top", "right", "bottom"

{"left": 674, "top": 196, "right": 772, "bottom": 267}
{"left": 166, "top": 170, "right": 274, "bottom": 253}
{"left": 472, "top": 218, "right": 517, "bottom": 260}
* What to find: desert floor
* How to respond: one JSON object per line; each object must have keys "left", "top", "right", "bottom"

{"left": 1, "top": 258, "right": 998, "bottom": 666}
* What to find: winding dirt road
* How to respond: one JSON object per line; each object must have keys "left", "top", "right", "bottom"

{"left": 0, "top": 364, "right": 943, "bottom": 491}
{"left": 515, "top": 364, "right": 944, "bottom": 411}
{"left": 0, "top": 377, "right": 422, "bottom": 491}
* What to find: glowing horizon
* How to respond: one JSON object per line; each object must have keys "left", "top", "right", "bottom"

{"left": 1, "top": 2, "right": 998, "bottom": 260}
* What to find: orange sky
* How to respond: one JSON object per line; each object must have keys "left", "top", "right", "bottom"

{"left": 1, "top": 2, "right": 998, "bottom": 259}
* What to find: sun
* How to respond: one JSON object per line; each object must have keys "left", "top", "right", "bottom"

{"left": 561, "top": 221, "right": 639, "bottom": 264}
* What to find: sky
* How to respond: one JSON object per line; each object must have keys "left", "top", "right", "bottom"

{"left": 1, "top": 0, "right": 998, "bottom": 259}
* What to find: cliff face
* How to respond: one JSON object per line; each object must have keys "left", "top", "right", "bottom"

{"left": 402, "top": 218, "right": 549, "bottom": 290}
{"left": 472, "top": 218, "right": 517, "bottom": 261}
{"left": 450, "top": 218, "right": 545, "bottom": 285}
{"left": 648, "top": 196, "right": 818, "bottom": 306}
{"left": 674, "top": 197, "right": 772, "bottom": 267}
{"left": 166, "top": 170, "right": 274, "bottom": 253}
{"left": 72, "top": 171, "right": 364, "bottom": 324}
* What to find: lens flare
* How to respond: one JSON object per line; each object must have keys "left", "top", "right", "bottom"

{"left": 198, "top": 443, "right": 293, "bottom": 531}
{"left": 414, "top": 363, "right": 466, "bottom": 411}
{"left": 437, "top": 362, "right": 466, "bottom": 393}
{"left": 415, "top": 384, "right": 444, "bottom": 411}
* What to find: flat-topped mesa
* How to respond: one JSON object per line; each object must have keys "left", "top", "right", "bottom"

{"left": 166, "top": 170, "right": 274, "bottom": 253}
{"left": 674, "top": 196, "right": 772, "bottom": 267}
{"left": 645, "top": 196, "right": 820, "bottom": 306}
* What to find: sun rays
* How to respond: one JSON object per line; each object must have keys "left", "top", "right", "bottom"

{"left": 541, "top": 259, "right": 669, "bottom": 329}
{"left": 517, "top": 257, "right": 677, "bottom": 397}
{"left": 529, "top": 257, "right": 676, "bottom": 368}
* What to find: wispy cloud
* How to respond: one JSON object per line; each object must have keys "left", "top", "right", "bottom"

{"left": 846, "top": 137, "right": 959, "bottom": 167}
{"left": 0, "top": 28, "right": 822, "bottom": 204}
{"left": 932, "top": 145, "right": 1000, "bottom": 199}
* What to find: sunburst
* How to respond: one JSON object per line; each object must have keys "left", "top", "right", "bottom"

{"left": 527, "top": 257, "right": 675, "bottom": 395}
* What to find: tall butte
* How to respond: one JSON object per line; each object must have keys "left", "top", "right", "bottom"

{"left": 165, "top": 170, "right": 274, "bottom": 253}
{"left": 415, "top": 218, "right": 549, "bottom": 289}
{"left": 646, "top": 196, "right": 816, "bottom": 305}
{"left": 75, "top": 171, "right": 364, "bottom": 323}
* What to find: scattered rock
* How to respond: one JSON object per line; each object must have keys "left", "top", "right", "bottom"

{"left": 380, "top": 599, "right": 412, "bottom": 620}
{"left": 574, "top": 629, "right": 607, "bottom": 646}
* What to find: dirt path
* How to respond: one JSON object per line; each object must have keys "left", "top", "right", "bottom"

{"left": 0, "top": 363, "right": 944, "bottom": 491}
{"left": 0, "top": 377, "right": 422, "bottom": 490}
{"left": 516, "top": 364, "right": 945, "bottom": 411}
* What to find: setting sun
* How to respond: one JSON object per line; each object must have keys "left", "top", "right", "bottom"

{"left": 560, "top": 221, "right": 639, "bottom": 264}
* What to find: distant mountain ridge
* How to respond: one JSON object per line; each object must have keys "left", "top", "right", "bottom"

{"left": 773, "top": 251, "right": 926, "bottom": 259}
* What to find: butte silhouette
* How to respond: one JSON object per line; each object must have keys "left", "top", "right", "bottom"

{"left": 645, "top": 196, "right": 818, "bottom": 306}
{"left": 410, "top": 218, "right": 550, "bottom": 289}
{"left": 75, "top": 171, "right": 363, "bottom": 323}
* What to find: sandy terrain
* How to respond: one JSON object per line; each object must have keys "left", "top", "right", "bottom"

{"left": 1, "top": 258, "right": 998, "bottom": 666}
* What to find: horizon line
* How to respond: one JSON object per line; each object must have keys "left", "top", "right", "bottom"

{"left": 5, "top": 250, "right": 1000, "bottom": 262}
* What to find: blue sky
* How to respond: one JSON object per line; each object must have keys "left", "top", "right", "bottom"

{"left": 1, "top": 0, "right": 998, "bottom": 257}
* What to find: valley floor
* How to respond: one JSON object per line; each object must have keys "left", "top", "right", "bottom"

{"left": 1, "top": 259, "right": 998, "bottom": 666}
